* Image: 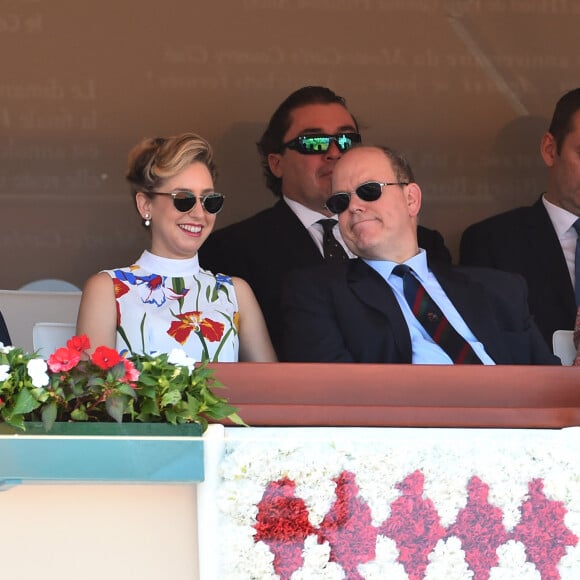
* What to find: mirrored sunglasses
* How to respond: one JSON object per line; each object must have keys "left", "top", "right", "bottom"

{"left": 282, "top": 132, "right": 361, "bottom": 155}
{"left": 324, "top": 180, "right": 408, "bottom": 214}
{"left": 149, "top": 190, "right": 225, "bottom": 214}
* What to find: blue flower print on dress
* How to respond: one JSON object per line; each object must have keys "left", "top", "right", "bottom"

{"left": 113, "top": 269, "right": 188, "bottom": 307}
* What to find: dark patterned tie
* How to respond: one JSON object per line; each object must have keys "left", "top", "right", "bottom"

{"left": 573, "top": 219, "right": 580, "bottom": 307}
{"left": 318, "top": 219, "right": 348, "bottom": 262}
{"left": 392, "top": 264, "right": 483, "bottom": 364}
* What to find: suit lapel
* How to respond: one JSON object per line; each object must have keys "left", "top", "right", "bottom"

{"left": 347, "top": 259, "right": 412, "bottom": 359}
{"left": 271, "top": 200, "right": 324, "bottom": 267}
{"left": 526, "top": 198, "right": 576, "bottom": 309}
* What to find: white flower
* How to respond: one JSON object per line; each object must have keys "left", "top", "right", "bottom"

{"left": 167, "top": 348, "right": 196, "bottom": 373}
{"left": 26, "top": 358, "right": 49, "bottom": 388}
{"left": 0, "top": 364, "right": 10, "bottom": 382}
{"left": 0, "top": 343, "right": 14, "bottom": 354}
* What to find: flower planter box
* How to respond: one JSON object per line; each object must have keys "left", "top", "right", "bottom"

{"left": 0, "top": 422, "right": 204, "bottom": 487}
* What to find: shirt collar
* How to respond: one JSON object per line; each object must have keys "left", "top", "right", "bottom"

{"left": 542, "top": 194, "right": 579, "bottom": 237}
{"left": 364, "top": 248, "right": 428, "bottom": 280}
{"left": 283, "top": 196, "right": 337, "bottom": 228}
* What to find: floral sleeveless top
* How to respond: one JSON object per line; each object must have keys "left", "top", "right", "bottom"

{"left": 104, "top": 251, "right": 239, "bottom": 361}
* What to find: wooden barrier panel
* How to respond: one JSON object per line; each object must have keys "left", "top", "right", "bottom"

{"left": 209, "top": 363, "right": 580, "bottom": 429}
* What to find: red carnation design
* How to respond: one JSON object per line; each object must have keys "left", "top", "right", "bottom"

{"left": 254, "top": 477, "right": 316, "bottom": 580}
{"left": 447, "top": 476, "right": 509, "bottom": 579}
{"left": 318, "top": 470, "right": 378, "bottom": 579}
{"left": 380, "top": 470, "right": 446, "bottom": 580}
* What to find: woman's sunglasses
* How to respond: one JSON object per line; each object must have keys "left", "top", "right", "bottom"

{"left": 324, "top": 180, "right": 408, "bottom": 214}
{"left": 149, "top": 190, "right": 226, "bottom": 214}
{"left": 282, "top": 132, "right": 362, "bottom": 155}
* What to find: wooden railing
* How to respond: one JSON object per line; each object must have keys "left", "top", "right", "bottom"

{"left": 209, "top": 363, "right": 580, "bottom": 428}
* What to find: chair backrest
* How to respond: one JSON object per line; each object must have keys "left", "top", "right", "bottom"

{"left": 19, "top": 278, "right": 81, "bottom": 292}
{"left": 33, "top": 322, "right": 77, "bottom": 357}
{"left": 552, "top": 329, "right": 576, "bottom": 366}
{"left": 0, "top": 290, "right": 82, "bottom": 353}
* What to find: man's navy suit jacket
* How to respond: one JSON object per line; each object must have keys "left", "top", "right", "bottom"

{"left": 0, "top": 310, "right": 11, "bottom": 346}
{"left": 281, "top": 258, "right": 559, "bottom": 365}
{"left": 460, "top": 196, "right": 576, "bottom": 347}
{"left": 199, "top": 200, "right": 451, "bottom": 357}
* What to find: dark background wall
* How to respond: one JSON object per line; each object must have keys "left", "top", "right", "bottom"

{"left": 2, "top": 0, "right": 578, "bottom": 289}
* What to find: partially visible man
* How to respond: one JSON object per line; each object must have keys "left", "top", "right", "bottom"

{"left": 282, "top": 145, "right": 558, "bottom": 365}
{"left": 460, "top": 88, "right": 580, "bottom": 348}
{"left": 0, "top": 309, "right": 11, "bottom": 346}
{"left": 200, "top": 86, "right": 450, "bottom": 356}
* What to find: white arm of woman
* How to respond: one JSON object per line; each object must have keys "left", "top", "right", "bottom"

{"left": 232, "top": 277, "right": 277, "bottom": 362}
{"left": 76, "top": 272, "right": 118, "bottom": 351}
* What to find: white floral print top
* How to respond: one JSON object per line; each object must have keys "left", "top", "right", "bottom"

{"left": 104, "top": 251, "right": 239, "bottom": 361}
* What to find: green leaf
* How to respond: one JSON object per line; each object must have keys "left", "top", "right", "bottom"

{"left": 12, "top": 388, "right": 41, "bottom": 415}
{"left": 160, "top": 390, "right": 182, "bottom": 407}
{"left": 41, "top": 401, "right": 58, "bottom": 431}
{"left": 106, "top": 396, "right": 125, "bottom": 423}
{"left": 71, "top": 407, "right": 88, "bottom": 421}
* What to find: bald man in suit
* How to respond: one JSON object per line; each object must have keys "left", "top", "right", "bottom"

{"left": 282, "top": 145, "right": 558, "bottom": 365}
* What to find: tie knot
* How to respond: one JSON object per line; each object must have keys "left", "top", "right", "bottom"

{"left": 392, "top": 264, "right": 412, "bottom": 278}
{"left": 573, "top": 218, "right": 580, "bottom": 235}
{"left": 318, "top": 218, "right": 338, "bottom": 233}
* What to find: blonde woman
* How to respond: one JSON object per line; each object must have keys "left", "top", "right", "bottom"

{"left": 77, "top": 133, "right": 276, "bottom": 362}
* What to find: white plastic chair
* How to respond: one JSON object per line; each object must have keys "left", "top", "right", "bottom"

{"left": 552, "top": 330, "right": 576, "bottom": 366}
{"left": 19, "top": 279, "right": 80, "bottom": 292}
{"left": 33, "top": 322, "right": 77, "bottom": 357}
{"left": 0, "top": 289, "right": 82, "bottom": 353}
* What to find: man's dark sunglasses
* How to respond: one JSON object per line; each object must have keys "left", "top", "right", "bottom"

{"left": 149, "top": 190, "right": 225, "bottom": 214}
{"left": 282, "top": 132, "right": 362, "bottom": 155}
{"left": 324, "top": 180, "right": 408, "bottom": 214}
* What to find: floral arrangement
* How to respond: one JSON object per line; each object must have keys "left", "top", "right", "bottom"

{"left": 216, "top": 431, "right": 580, "bottom": 579}
{"left": 0, "top": 335, "right": 243, "bottom": 432}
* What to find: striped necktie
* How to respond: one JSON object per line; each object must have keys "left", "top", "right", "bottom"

{"left": 318, "top": 219, "right": 348, "bottom": 263}
{"left": 392, "top": 264, "right": 483, "bottom": 364}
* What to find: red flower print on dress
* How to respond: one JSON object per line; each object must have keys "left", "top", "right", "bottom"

{"left": 47, "top": 347, "right": 81, "bottom": 373}
{"left": 447, "top": 476, "right": 509, "bottom": 580}
{"left": 379, "top": 470, "right": 446, "bottom": 580}
{"left": 254, "top": 477, "right": 317, "bottom": 580}
{"left": 167, "top": 311, "right": 225, "bottom": 345}
{"left": 91, "top": 345, "right": 123, "bottom": 370}
{"left": 113, "top": 278, "right": 129, "bottom": 299}
{"left": 512, "top": 478, "right": 578, "bottom": 579}
{"left": 318, "top": 470, "right": 378, "bottom": 580}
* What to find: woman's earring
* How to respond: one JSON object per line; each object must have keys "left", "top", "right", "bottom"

{"left": 144, "top": 214, "right": 151, "bottom": 227}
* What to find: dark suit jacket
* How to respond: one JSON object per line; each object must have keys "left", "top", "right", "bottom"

{"left": 281, "top": 258, "right": 559, "bottom": 365}
{"left": 199, "top": 199, "right": 451, "bottom": 357}
{"left": 459, "top": 196, "right": 576, "bottom": 347}
{"left": 0, "top": 309, "right": 11, "bottom": 346}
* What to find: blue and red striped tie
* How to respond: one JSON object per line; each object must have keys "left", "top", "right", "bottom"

{"left": 392, "top": 265, "right": 482, "bottom": 364}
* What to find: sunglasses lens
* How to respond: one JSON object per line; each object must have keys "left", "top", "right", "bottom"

{"left": 293, "top": 133, "right": 361, "bottom": 154}
{"left": 173, "top": 192, "right": 196, "bottom": 212}
{"left": 336, "top": 133, "right": 360, "bottom": 152}
{"left": 326, "top": 193, "right": 351, "bottom": 214}
{"left": 300, "top": 136, "right": 331, "bottom": 153}
{"left": 356, "top": 182, "right": 383, "bottom": 201}
{"left": 202, "top": 194, "right": 225, "bottom": 214}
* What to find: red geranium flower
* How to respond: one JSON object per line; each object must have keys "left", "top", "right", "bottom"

{"left": 47, "top": 347, "right": 82, "bottom": 372}
{"left": 121, "top": 358, "right": 140, "bottom": 386}
{"left": 66, "top": 334, "right": 90, "bottom": 353}
{"left": 91, "top": 345, "right": 123, "bottom": 370}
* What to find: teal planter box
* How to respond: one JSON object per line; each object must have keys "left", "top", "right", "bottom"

{"left": 0, "top": 422, "right": 204, "bottom": 487}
